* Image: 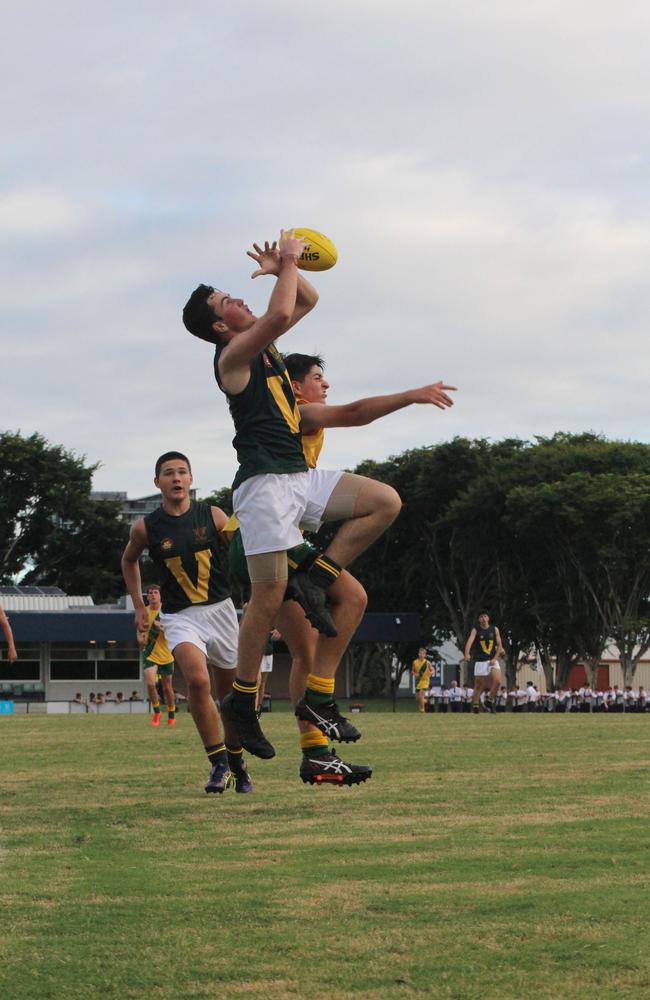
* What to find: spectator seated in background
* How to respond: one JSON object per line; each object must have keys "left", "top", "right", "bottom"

{"left": 96, "top": 693, "right": 105, "bottom": 705}
{"left": 72, "top": 692, "right": 85, "bottom": 705}
{"left": 130, "top": 691, "right": 143, "bottom": 701}
{"left": 115, "top": 692, "right": 125, "bottom": 705}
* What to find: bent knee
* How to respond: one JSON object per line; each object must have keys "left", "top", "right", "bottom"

{"left": 186, "top": 674, "right": 211, "bottom": 699}
{"left": 378, "top": 484, "right": 402, "bottom": 524}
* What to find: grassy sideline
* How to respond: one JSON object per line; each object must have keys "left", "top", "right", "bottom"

{"left": 1, "top": 710, "right": 649, "bottom": 999}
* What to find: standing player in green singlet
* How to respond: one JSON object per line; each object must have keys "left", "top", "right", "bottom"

{"left": 122, "top": 452, "right": 252, "bottom": 795}
{"left": 182, "top": 232, "right": 435, "bottom": 763}
{"left": 464, "top": 611, "right": 504, "bottom": 713}
{"left": 139, "top": 584, "right": 177, "bottom": 727}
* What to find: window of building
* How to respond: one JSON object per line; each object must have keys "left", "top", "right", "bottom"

{"left": 0, "top": 643, "right": 41, "bottom": 682}
{"left": 49, "top": 642, "right": 141, "bottom": 682}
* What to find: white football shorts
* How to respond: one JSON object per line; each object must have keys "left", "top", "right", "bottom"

{"left": 234, "top": 469, "right": 343, "bottom": 556}
{"left": 160, "top": 598, "right": 238, "bottom": 669}
{"left": 474, "top": 660, "right": 499, "bottom": 678}
{"left": 260, "top": 654, "right": 274, "bottom": 674}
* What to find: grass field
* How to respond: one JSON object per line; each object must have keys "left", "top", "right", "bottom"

{"left": 1, "top": 708, "right": 649, "bottom": 1000}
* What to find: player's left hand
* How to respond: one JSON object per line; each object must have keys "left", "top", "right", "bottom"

{"left": 410, "top": 382, "right": 457, "bottom": 410}
{"left": 248, "top": 241, "right": 280, "bottom": 279}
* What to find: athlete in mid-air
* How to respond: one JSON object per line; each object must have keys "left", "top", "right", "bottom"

{"left": 122, "top": 452, "right": 252, "bottom": 795}
{"left": 182, "top": 233, "right": 414, "bottom": 763}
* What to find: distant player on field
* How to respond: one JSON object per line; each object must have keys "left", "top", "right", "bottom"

{"left": 464, "top": 610, "right": 503, "bottom": 714}
{"left": 411, "top": 648, "right": 433, "bottom": 714}
{"left": 138, "top": 584, "right": 176, "bottom": 728}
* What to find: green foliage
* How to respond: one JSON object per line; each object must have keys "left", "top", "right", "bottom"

{"left": 337, "top": 433, "right": 650, "bottom": 689}
{"left": 0, "top": 430, "right": 128, "bottom": 602}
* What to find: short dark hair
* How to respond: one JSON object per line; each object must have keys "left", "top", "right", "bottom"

{"left": 182, "top": 284, "right": 221, "bottom": 344}
{"left": 155, "top": 451, "right": 191, "bottom": 478}
{"left": 283, "top": 353, "right": 325, "bottom": 382}
{"left": 478, "top": 609, "right": 490, "bottom": 618}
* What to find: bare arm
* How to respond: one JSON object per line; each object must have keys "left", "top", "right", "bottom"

{"left": 218, "top": 232, "right": 306, "bottom": 392}
{"left": 464, "top": 628, "right": 477, "bottom": 661}
{"left": 299, "top": 382, "right": 457, "bottom": 433}
{"left": 121, "top": 518, "right": 149, "bottom": 634}
{"left": 211, "top": 506, "right": 228, "bottom": 532}
{"left": 492, "top": 627, "right": 504, "bottom": 662}
{"left": 0, "top": 607, "right": 17, "bottom": 663}
{"left": 247, "top": 240, "right": 319, "bottom": 331}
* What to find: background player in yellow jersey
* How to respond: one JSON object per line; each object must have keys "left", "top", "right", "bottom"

{"left": 283, "top": 353, "right": 456, "bottom": 468}
{"left": 278, "top": 353, "right": 455, "bottom": 749}
{"left": 138, "top": 584, "right": 176, "bottom": 727}
{"left": 411, "top": 648, "right": 433, "bottom": 713}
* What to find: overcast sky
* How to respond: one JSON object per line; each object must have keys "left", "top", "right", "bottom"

{"left": 2, "top": 1, "right": 648, "bottom": 499}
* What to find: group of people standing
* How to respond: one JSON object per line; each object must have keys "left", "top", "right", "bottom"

{"left": 121, "top": 230, "right": 456, "bottom": 795}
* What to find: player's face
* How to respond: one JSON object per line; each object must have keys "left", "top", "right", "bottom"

{"left": 155, "top": 460, "right": 193, "bottom": 501}
{"left": 295, "top": 365, "right": 329, "bottom": 403}
{"left": 147, "top": 587, "right": 161, "bottom": 610}
{"left": 478, "top": 614, "right": 489, "bottom": 627}
{"left": 209, "top": 290, "right": 256, "bottom": 335}
{"left": 418, "top": 648, "right": 426, "bottom": 658}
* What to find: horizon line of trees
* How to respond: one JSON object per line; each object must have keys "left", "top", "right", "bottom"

{"left": 3, "top": 430, "right": 650, "bottom": 695}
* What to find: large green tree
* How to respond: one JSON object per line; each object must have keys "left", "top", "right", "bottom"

{"left": 0, "top": 431, "right": 128, "bottom": 602}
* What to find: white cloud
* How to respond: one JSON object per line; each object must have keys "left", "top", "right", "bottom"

{"left": 0, "top": 189, "right": 88, "bottom": 239}
{"left": 1, "top": 1, "right": 649, "bottom": 499}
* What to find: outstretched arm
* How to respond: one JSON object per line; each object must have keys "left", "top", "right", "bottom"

{"left": 299, "top": 382, "right": 457, "bottom": 432}
{"left": 0, "top": 607, "right": 17, "bottom": 663}
{"left": 121, "top": 519, "right": 149, "bottom": 635}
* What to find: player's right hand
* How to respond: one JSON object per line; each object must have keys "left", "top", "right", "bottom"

{"left": 278, "top": 228, "right": 306, "bottom": 260}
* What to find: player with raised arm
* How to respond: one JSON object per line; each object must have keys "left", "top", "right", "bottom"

{"left": 122, "top": 452, "right": 252, "bottom": 795}
{"left": 182, "top": 233, "right": 409, "bottom": 762}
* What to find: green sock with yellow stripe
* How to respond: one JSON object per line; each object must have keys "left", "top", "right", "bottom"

{"left": 300, "top": 729, "right": 330, "bottom": 759}
{"left": 305, "top": 673, "right": 335, "bottom": 708}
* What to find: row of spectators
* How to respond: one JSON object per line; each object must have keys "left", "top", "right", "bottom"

{"left": 72, "top": 691, "right": 143, "bottom": 705}
{"left": 425, "top": 682, "right": 650, "bottom": 712}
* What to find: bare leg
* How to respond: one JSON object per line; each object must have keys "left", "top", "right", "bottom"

{"left": 236, "top": 580, "right": 286, "bottom": 681}
{"left": 277, "top": 571, "right": 367, "bottom": 734}
{"left": 322, "top": 475, "right": 401, "bottom": 568}
{"left": 161, "top": 674, "right": 175, "bottom": 710}
{"left": 173, "top": 642, "right": 223, "bottom": 746}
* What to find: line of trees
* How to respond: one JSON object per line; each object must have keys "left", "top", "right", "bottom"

{"left": 1, "top": 431, "right": 128, "bottom": 603}
{"left": 331, "top": 433, "right": 650, "bottom": 694}
{"left": 4, "top": 430, "right": 650, "bottom": 695}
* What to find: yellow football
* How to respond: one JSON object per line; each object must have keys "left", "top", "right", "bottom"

{"left": 287, "top": 227, "right": 338, "bottom": 271}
